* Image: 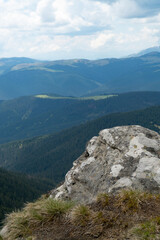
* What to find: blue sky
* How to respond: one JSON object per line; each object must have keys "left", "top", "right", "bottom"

{"left": 0, "top": 0, "right": 160, "bottom": 60}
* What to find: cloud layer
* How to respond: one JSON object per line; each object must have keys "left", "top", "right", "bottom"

{"left": 0, "top": 0, "right": 160, "bottom": 59}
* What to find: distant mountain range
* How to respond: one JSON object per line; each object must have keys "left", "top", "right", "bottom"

{"left": 1, "top": 52, "right": 160, "bottom": 99}
{"left": 0, "top": 92, "right": 160, "bottom": 144}
{"left": 128, "top": 46, "right": 160, "bottom": 57}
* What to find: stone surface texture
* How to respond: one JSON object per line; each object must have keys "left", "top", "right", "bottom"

{"left": 51, "top": 125, "right": 160, "bottom": 203}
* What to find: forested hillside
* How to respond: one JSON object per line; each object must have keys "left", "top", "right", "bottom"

{"left": 0, "top": 105, "right": 160, "bottom": 184}
{"left": 0, "top": 168, "right": 54, "bottom": 224}
{"left": 0, "top": 92, "right": 160, "bottom": 144}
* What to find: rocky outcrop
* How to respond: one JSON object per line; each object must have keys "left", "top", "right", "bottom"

{"left": 51, "top": 125, "right": 160, "bottom": 203}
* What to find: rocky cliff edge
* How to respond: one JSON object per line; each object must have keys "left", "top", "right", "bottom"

{"left": 51, "top": 125, "right": 160, "bottom": 203}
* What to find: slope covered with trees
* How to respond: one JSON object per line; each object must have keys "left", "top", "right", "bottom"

{"left": 0, "top": 105, "right": 160, "bottom": 184}
{"left": 0, "top": 91, "right": 160, "bottom": 144}
{"left": 0, "top": 168, "right": 54, "bottom": 224}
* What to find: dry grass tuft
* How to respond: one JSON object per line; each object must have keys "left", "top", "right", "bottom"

{"left": 2, "top": 197, "right": 74, "bottom": 240}
{"left": 96, "top": 193, "right": 109, "bottom": 207}
{"left": 3, "top": 210, "right": 31, "bottom": 240}
{"left": 71, "top": 204, "right": 92, "bottom": 226}
{"left": 116, "top": 189, "right": 156, "bottom": 212}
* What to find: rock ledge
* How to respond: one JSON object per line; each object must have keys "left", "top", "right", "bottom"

{"left": 51, "top": 125, "right": 160, "bottom": 203}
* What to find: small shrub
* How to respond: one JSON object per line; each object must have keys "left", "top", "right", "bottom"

{"left": 71, "top": 205, "right": 91, "bottom": 226}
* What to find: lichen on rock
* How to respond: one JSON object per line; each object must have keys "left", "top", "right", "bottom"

{"left": 51, "top": 125, "right": 160, "bottom": 203}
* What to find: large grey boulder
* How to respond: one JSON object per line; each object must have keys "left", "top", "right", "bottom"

{"left": 51, "top": 125, "right": 160, "bottom": 203}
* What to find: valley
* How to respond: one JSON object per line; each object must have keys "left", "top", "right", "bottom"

{"left": 1, "top": 52, "right": 160, "bottom": 239}
{"left": 0, "top": 104, "right": 160, "bottom": 184}
{"left": 0, "top": 91, "right": 160, "bottom": 144}
{"left": 1, "top": 1, "right": 160, "bottom": 238}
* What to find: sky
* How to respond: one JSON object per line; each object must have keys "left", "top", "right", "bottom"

{"left": 0, "top": 0, "right": 160, "bottom": 60}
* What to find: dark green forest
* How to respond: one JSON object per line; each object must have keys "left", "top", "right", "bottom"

{"left": 0, "top": 91, "right": 160, "bottom": 143}
{"left": 1, "top": 105, "right": 160, "bottom": 184}
{"left": 0, "top": 168, "right": 54, "bottom": 224}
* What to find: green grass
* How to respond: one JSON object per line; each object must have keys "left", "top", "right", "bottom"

{"left": 79, "top": 95, "right": 118, "bottom": 100}
{"left": 133, "top": 219, "right": 160, "bottom": 240}
{"left": 44, "top": 198, "right": 74, "bottom": 219}
{"left": 35, "top": 94, "right": 118, "bottom": 101}
{"left": 35, "top": 94, "right": 74, "bottom": 100}
{"left": 13, "top": 67, "right": 64, "bottom": 73}
{"left": 26, "top": 67, "right": 64, "bottom": 73}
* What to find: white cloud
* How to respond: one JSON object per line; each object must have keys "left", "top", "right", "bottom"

{"left": 37, "top": 0, "right": 55, "bottom": 23}
{"left": 0, "top": 0, "right": 159, "bottom": 59}
{"left": 94, "top": 0, "right": 160, "bottom": 19}
{"left": 94, "top": 0, "right": 160, "bottom": 17}
{"left": 113, "top": 0, "right": 144, "bottom": 18}
{"left": 91, "top": 32, "right": 114, "bottom": 48}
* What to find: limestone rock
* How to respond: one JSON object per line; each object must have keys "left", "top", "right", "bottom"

{"left": 51, "top": 125, "right": 160, "bottom": 203}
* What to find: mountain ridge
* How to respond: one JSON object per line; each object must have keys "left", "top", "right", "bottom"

{"left": 1, "top": 52, "right": 160, "bottom": 99}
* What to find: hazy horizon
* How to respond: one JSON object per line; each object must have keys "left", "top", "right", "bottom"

{"left": 1, "top": 45, "right": 160, "bottom": 61}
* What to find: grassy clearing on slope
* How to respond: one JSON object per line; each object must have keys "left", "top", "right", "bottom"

{"left": 2, "top": 189, "right": 160, "bottom": 240}
{"left": 12, "top": 66, "right": 64, "bottom": 73}
{"left": 35, "top": 94, "right": 74, "bottom": 100}
{"left": 35, "top": 94, "right": 118, "bottom": 101}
